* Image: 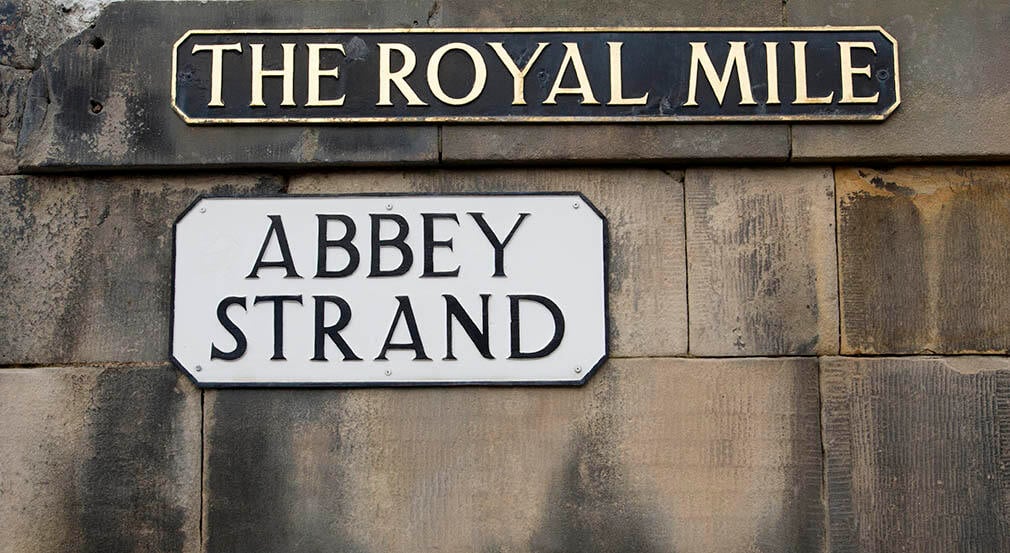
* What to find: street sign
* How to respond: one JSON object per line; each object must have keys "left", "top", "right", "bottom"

{"left": 172, "top": 27, "right": 900, "bottom": 123}
{"left": 171, "top": 194, "right": 608, "bottom": 386}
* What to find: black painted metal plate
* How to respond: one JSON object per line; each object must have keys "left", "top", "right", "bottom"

{"left": 172, "top": 27, "right": 899, "bottom": 124}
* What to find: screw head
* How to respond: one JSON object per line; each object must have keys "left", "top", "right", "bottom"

{"left": 385, "top": 203, "right": 393, "bottom": 211}
{"left": 573, "top": 201, "right": 580, "bottom": 209}
{"left": 195, "top": 365, "right": 203, "bottom": 372}
{"left": 199, "top": 207, "right": 206, "bottom": 213}
{"left": 384, "top": 369, "right": 391, "bottom": 376}
{"left": 574, "top": 366, "right": 582, "bottom": 374}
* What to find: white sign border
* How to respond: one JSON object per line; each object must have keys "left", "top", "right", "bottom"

{"left": 169, "top": 192, "right": 610, "bottom": 388}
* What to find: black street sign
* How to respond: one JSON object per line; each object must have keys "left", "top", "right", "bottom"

{"left": 172, "top": 27, "right": 900, "bottom": 124}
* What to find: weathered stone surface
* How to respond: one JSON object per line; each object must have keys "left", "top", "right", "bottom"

{"left": 442, "top": 125, "right": 791, "bottom": 164}
{"left": 821, "top": 356, "right": 1010, "bottom": 553}
{"left": 440, "top": 0, "right": 782, "bottom": 26}
{"left": 0, "top": 65, "right": 30, "bottom": 174}
{"left": 0, "top": 365, "right": 201, "bottom": 553}
{"left": 438, "top": 0, "right": 789, "bottom": 164}
{"left": 788, "top": 1, "right": 1010, "bottom": 160}
{"left": 17, "top": 1, "right": 438, "bottom": 170}
{"left": 686, "top": 167, "right": 838, "bottom": 356}
{"left": 0, "top": 0, "right": 112, "bottom": 69}
{"left": 291, "top": 168, "right": 687, "bottom": 357}
{"left": 204, "top": 357, "right": 824, "bottom": 553}
{"left": 0, "top": 173, "right": 283, "bottom": 364}
{"left": 836, "top": 166, "right": 1010, "bottom": 354}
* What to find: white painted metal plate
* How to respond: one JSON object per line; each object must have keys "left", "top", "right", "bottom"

{"left": 171, "top": 194, "right": 608, "bottom": 386}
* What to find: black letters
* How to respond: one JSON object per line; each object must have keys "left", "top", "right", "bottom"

{"left": 509, "top": 294, "right": 565, "bottom": 359}
{"left": 376, "top": 295, "right": 430, "bottom": 360}
{"left": 422, "top": 213, "right": 461, "bottom": 278}
{"left": 210, "top": 296, "right": 248, "bottom": 360}
{"left": 316, "top": 214, "right": 359, "bottom": 277}
{"left": 247, "top": 215, "right": 301, "bottom": 279}
{"left": 369, "top": 214, "right": 413, "bottom": 277}
{"left": 444, "top": 294, "right": 493, "bottom": 360}
{"left": 253, "top": 295, "right": 303, "bottom": 360}
{"left": 468, "top": 212, "right": 530, "bottom": 277}
{"left": 312, "top": 295, "right": 360, "bottom": 361}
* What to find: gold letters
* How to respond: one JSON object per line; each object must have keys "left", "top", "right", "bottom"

{"left": 839, "top": 41, "right": 879, "bottom": 104}
{"left": 792, "top": 41, "right": 834, "bottom": 104}
{"left": 764, "top": 42, "right": 780, "bottom": 105}
{"left": 250, "top": 43, "right": 295, "bottom": 107}
{"left": 684, "top": 41, "right": 756, "bottom": 106}
{"left": 306, "top": 44, "right": 346, "bottom": 107}
{"left": 191, "top": 43, "right": 242, "bottom": 107}
{"left": 489, "top": 42, "right": 548, "bottom": 106}
{"left": 607, "top": 42, "right": 648, "bottom": 105}
{"left": 544, "top": 43, "right": 599, "bottom": 105}
{"left": 427, "top": 42, "right": 488, "bottom": 106}
{"left": 180, "top": 32, "right": 891, "bottom": 116}
{"left": 377, "top": 43, "right": 427, "bottom": 106}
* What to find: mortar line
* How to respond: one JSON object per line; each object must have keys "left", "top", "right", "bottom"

{"left": 832, "top": 165, "right": 843, "bottom": 354}
{"left": 682, "top": 172, "right": 691, "bottom": 355}
{"left": 816, "top": 357, "right": 831, "bottom": 553}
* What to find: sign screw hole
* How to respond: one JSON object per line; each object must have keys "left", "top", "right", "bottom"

{"left": 199, "top": 207, "right": 206, "bottom": 213}
{"left": 195, "top": 365, "right": 203, "bottom": 372}
{"left": 385, "top": 369, "right": 392, "bottom": 376}
{"left": 89, "top": 99, "right": 103, "bottom": 114}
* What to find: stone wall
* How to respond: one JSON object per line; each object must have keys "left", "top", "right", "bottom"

{"left": 2, "top": 1, "right": 1009, "bottom": 552}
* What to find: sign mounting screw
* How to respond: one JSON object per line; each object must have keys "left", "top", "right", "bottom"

{"left": 385, "top": 369, "right": 391, "bottom": 376}
{"left": 195, "top": 365, "right": 203, "bottom": 372}
{"left": 573, "top": 201, "right": 580, "bottom": 209}
{"left": 199, "top": 207, "right": 206, "bottom": 213}
{"left": 385, "top": 203, "right": 393, "bottom": 211}
{"left": 574, "top": 366, "right": 582, "bottom": 374}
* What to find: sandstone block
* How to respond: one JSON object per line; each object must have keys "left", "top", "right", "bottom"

{"left": 0, "top": 174, "right": 283, "bottom": 364}
{"left": 0, "top": 365, "right": 201, "bottom": 553}
{"left": 821, "top": 356, "right": 1010, "bottom": 553}
{"left": 837, "top": 166, "right": 1010, "bottom": 354}
{"left": 0, "top": 66, "right": 29, "bottom": 174}
{"left": 686, "top": 167, "right": 838, "bottom": 356}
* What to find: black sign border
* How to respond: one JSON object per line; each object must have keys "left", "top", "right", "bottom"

{"left": 169, "top": 192, "right": 611, "bottom": 388}
{"left": 171, "top": 26, "right": 901, "bottom": 124}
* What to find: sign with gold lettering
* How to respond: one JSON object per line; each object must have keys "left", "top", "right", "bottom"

{"left": 172, "top": 27, "right": 899, "bottom": 123}
{"left": 171, "top": 194, "right": 608, "bottom": 387}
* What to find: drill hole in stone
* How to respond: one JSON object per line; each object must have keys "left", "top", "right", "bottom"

{"left": 89, "top": 36, "right": 104, "bottom": 50}
{"left": 90, "top": 100, "right": 103, "bottom": 114}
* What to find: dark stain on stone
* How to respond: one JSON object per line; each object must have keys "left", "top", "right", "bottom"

{"left": 753, "top": 361, "right": 824, "bottom": 553}
{"left": 869, "top": 176, "right": 916, "bottom": 197}
{"left": 862, "top": 363, "right": 1010, "bottom": 551}
{"left": 78, "top": 367, "right": 192, "bottom": 553}
{"left": 205, "top": 390, "right": 367, "bottom": 553}
{"left": 939, "top": 186, "right": 1010, "bottom": 353}
{"left": 529, "top": 376, "right": 672, "bottom": 553}
{"left": 0, "top": 2, "right": 18, "bottom": 66}
{"left": 839, "top": 190, "right": 928, "bottom": 352}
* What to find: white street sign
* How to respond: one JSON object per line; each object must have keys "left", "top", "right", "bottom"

{"left": 171, "top": 194, "right": 608, "bottom": 386}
